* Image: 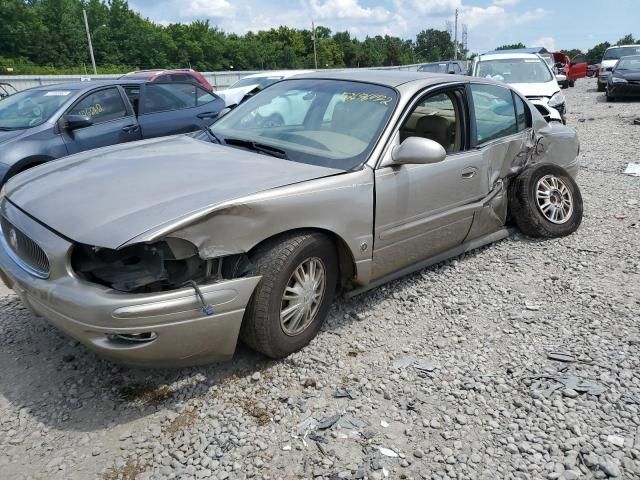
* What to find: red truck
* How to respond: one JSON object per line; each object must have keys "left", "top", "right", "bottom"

{"left": 551, "top": 52, "right": 588, "bottom": 88}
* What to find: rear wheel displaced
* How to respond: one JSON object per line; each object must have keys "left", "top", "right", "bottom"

{"left": 240, "top": 232, "right": 337, "bottom": 358}
{"left": 508, "top": 163, "right": 583, "bottom": 238}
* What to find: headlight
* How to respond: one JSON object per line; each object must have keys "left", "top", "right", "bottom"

{"left": 71, "top": 238, "right": 213, "bottom": 293}
{"left": 611, "top": 76, "right": 628, "bottom": 84}
{"left": 548, "top": 91, "right": 565, "bottom": 108}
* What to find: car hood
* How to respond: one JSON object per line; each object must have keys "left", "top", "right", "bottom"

{"left": 218, "top": 85, "right": 257, "bottom": 106}
{"left": 614, "top": 70, "right": 640, "bottom": 81}
{"left": 4, "top": 135, "right": 343, "bottom": 249}
{"left": 600, "top": 59, "right": 618, "bottom": 70}
{"left": 509, "top": 81, "right": 560, "bottom": 98}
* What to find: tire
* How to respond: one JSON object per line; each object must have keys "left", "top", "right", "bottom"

{"left": 508, "top": 164, "right": 583, "bottom": 238}
{"left": 240, "top": 232, "right": 338, "bottom": 358}
{"left": 597, "top": 82, "right": 605, "bottom": 92}
{"left": 561, "top": 81, "right": 569, "bottom": 89}
{"left": 569, "top": 80, "right": 575, "bottom": 87}
{"left": 606, "top": 93, "right": 615, "bottom": 102}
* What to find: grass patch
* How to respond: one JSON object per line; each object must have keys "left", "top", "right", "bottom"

{"left": 119, "top": 383, "right": 173, "bottom": 405}
{"left": 103, "top": 458, "right": 145, "bottom": 480}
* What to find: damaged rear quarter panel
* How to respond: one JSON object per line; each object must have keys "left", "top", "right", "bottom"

{"left": 126, "top": 168, "right": 376, "bottom": 285}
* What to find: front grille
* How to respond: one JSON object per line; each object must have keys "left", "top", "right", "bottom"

{"left": 1, "top": 217, "right": 50, "bottom": 278}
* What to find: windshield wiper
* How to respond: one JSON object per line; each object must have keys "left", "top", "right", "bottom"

{"left": 224, "top": 138, "right": 289, "bottom": 159}
{"left": 201, "top": 126, "right": 222, "bottom": 144}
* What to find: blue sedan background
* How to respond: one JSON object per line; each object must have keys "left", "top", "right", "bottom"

{"left": 0, "top": 80, "right": 224, "bottom": 185}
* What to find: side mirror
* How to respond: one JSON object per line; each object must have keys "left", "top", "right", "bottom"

{"left": 64, "top": 114, "right": 92, "bottom": 130}
{"left": 390, "top": 137, "right": 446, "bottom": 166}
{"left": 217, "top": 106, "right": 234, "bottom": 119}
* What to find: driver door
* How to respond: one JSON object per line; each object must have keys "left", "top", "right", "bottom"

{"left": 372, "top": 85, "right": 490, "bottom": 278}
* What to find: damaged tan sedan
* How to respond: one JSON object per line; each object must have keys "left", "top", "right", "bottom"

{"left": 0, "top": 71, "right": 583, "bottom": 366}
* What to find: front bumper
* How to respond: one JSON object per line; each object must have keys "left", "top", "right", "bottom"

{"left": 0, "top": 200, "right": 261, "bottom": 367}
{"left": 607, "top": 82, "right": 640, "bottom": 98}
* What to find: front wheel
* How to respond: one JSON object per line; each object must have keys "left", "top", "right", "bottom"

{"left": 508, "top": 164, "right": 583, "bottom": 238}
{"left": 240, "top": 232, "right": 338, "bottom": 358}
{"left": 569, "top": 80, "right": 575, "bottom": 87}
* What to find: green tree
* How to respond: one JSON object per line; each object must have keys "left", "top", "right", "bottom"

{"left": 616, "top": 34, "right": 636, "bottom": 45}
{"left": 561, "top": 49, "right": 583, "bottom": 59}
{"left": 495, "top": 42, "right": 526, "bottom": 51}
{"left": 585, "top": 41, "right": 611, "bottom": 64}
{"left": 415, "top": 29, "right": 454, "bottom": 62}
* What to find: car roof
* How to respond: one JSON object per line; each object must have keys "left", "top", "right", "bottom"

{"left": 478, "top": 53, "right": 542, "bottom": 61}
{"left": 291, "top": 70, "right": 461, "bottom": 87}
{"left": 31, "top": 80, "right": 146, "bottom": 92}
{"left": 242, "top": 70, "right": 315, "bottom": 79}
{"left": 606, "top": 44, "right": 640, "bottom": 49}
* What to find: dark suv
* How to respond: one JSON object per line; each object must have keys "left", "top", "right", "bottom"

{"left": 418, "top": 61, "right": 467, "bottom": 75}
{"left": 120, "top": 69, "right": 215, "bottom": 92}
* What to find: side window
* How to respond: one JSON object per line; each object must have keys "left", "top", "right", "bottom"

{"left": 470, "top": 84, "right": 517, "bottom": 145}
{"left": 68, "top": 88, "right": 127, "bottom": 123}
{"left": 399, "top": 90, "right": 462, "bottom": 153}
{"left": 169, "top": 73, "right": 193, "bottom": 83}
{"left": 513, "top": 93, "right": 530, "bottom": 132}
{"left": 123, "top": 86, "right": 140, "bottom": 115}
{"left": 143, "top": 83, "right": 197, "bottom": 114}
{"left": 196, "top": 87, "right": 216, "bottom": 105}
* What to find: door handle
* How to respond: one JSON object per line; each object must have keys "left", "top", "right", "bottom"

{"left": 122, "top": 124, "right": 139, "bottom": 133}
{"left": 461, "top": 167, "right": 477, "bottom": 179}
{"left": 197, "top": 112, "right": 218, "bottom": 119}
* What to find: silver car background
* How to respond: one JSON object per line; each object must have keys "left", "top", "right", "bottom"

{"left": 0, "top": 71, "right": 583, "bottom": 366}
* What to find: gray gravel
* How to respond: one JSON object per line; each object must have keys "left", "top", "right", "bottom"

{"left": 1, "top": 78, "right": 639, "bottom": 480}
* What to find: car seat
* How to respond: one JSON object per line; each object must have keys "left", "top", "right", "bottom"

{"left": 415, "top": 116, "right": 453, "bottom": 152}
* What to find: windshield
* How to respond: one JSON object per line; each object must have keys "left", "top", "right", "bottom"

{"left": 211, "top": 79, "right": 397, "bottom": 170}
{"left": 230, "top": 76, "right": 284, "bottom": 89}
{"left": 539, "top": 54, "right": 554, "bottom": 67}
{"left": 418, "top": 63, "right": 449, "bottom": 73}
{"left": 0, "top": 89, "right": 72, "bottom": 129}
{"left": 616, "top": 56, "right": 640, "bottom": 70}
{"left": 476, "top": 58, "right": 553, "bottom": 84}
{"left": 603, "top": 46, "right": 640, "bottom": 60}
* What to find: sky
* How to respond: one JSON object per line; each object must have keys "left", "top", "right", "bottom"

{"left": 127, "top": 0, "right": 639, "bottom": 54}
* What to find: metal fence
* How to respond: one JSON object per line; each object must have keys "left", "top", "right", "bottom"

{"left": 0, "top": 63, "right": 426, "bottom": 92}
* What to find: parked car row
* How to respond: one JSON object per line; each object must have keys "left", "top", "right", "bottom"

{"left": 0, "top": 69, "right": 583, "bottom": 366}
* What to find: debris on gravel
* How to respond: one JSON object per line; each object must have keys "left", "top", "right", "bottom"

{"left": 1, "top": 79, "right": 639, "bottom": 480}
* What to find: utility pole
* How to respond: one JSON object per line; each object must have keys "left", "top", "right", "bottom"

{"left": 453, "top": 8, "right": 459, "bottom": 60}
{"left": 312, "top": 21, "right": 318, "bottom": 69}
{"left": 83, "top": 9, "right": 97, "bottom": 75}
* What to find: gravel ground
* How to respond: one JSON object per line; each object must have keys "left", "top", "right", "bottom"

{"left": 1, "top": 78, "right": 639, "bottom": 480}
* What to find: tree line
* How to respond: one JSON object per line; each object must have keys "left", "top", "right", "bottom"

{"left": 0, "top": 0, "right": 466, "bottom": 74}
{"left": 0, "top": 0, "right": 636, "bottom": 75}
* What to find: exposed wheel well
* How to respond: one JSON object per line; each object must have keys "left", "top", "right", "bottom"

{"left": 248, "top": 228, "right": 356, "bottom": 291}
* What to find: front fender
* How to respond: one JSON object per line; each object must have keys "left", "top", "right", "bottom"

{"left": 125, "top": 168, "right": 377, "bottom": 286}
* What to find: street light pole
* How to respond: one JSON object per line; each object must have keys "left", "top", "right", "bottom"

{"left": 312, "top": 20, "right": 318, "bottom": 69}
{"left": 83, "top": 9, "right": 97, "bottom": 75}
{"left": 453, "top": 8, "right": 459, "bottom": 60}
